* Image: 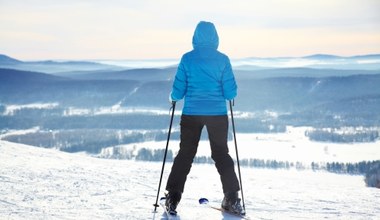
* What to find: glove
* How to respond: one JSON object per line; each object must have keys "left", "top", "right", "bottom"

{"left": 169, "top": 93, "right": 176, "bottom": 105}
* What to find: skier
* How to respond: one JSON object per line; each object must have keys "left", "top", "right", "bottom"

{"left": 165, "top": 21, "right": 244, "bottom": 215}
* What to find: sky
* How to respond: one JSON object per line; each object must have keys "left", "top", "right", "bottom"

{"left": 0, "top": 0, "right": 380, "bottom": 60}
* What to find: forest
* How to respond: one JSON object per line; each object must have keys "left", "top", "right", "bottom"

{"left": 119, "top": 147, "right": 380, "bottom": 188}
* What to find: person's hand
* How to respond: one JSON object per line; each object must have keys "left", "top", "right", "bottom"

{"left": 169, "top": 93, "right": 176, "bottom": 105}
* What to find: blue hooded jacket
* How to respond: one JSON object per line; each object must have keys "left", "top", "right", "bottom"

{"left": 171, "top": 21, "right": 237, "bottom": 115}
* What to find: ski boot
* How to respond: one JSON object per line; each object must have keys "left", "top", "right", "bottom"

{"left": 221, "top": 192, "right": 245, "bottom": 216}
{"left": 165, "top": 191, "right": 182, "bottom": 215}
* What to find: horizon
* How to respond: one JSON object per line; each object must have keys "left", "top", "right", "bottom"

{"left": 2, "top": 52, "right": 380, "bottom": 70}
{"left": 2, "top": 52, "right": 380, "bottom": 62}
{"left": 1, "top": 0, "right": 380, "bottom": 60}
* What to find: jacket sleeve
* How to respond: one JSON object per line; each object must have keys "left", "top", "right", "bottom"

{"left": 171, "top": 56, "right": 187, "bottom": 101}
{"left": 222, "top": 57, "right": 237, "bottom": 100}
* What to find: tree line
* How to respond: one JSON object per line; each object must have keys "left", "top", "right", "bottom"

{"left": 305, "top": 128, "right": 379, "bottom": 143}
{"left": 108, "top": 147, "right": 379, "bottom": 188}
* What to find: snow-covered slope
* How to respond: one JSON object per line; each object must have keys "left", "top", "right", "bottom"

{"left": 1, "top": 140, "right": 379, "bottom": 219}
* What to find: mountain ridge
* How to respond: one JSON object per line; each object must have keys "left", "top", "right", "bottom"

{"left": 0, "top": 54, "right": 22, "bottom": 64}
{"left": 2, "top": 53, "right": 380, "bottom": 72}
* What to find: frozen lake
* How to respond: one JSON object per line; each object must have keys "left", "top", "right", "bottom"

{"left": 1, "top": 140, "right": 379, "bottom": 219}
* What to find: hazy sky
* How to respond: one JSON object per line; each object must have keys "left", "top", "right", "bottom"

{"left": 1, "top": 0, "right": 379, "bottom": 60}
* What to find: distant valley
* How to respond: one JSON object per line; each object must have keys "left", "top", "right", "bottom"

{"left": 1, "top": 54, "right": 379, "bottom": 153}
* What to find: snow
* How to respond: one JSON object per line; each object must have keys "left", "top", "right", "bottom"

{"left": 1, "top": 140, "right": 379, "bottom": 219}
{"left": 232, "top": 128, "right": 380, "bottom": 163}
{"left": 63, "top": 106, "right": 182, "bottom": 117}
{"left": 2, "top": 103, "right": 59, "bottom": 116}
{"left": 0, "top": 127, "right": 41, "bottom": 139}
{"left": 102, "top": 126, "right": 380, "bottom": 164}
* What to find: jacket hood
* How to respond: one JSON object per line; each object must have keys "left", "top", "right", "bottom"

{"left": 192, "top": 21, "right": 219, "bottom": 50}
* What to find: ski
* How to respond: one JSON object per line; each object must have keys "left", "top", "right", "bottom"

{"left": 159, "top": 197, "right": 180, "bottom": 219}
{"left": 199, "top": 198, "right": 251, "bottom": 220}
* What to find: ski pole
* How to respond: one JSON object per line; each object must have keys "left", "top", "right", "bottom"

{"left": 153, "top": 101, "right": 176, "bottom": 212}
{"left": 229, "top": 100, "right": 246, "bottom": 212}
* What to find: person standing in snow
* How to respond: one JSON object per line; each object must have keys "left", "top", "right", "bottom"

{"left": 165, "top": 21, "right": 244, "bottom": 215}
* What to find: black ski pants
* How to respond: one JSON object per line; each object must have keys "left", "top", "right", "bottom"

{"left": 166, "top": 115, "right": 240, "bottom": 194}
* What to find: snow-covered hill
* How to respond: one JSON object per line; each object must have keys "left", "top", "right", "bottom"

{"left": 1, "top": 140, "right": 379, "bottom": 219}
